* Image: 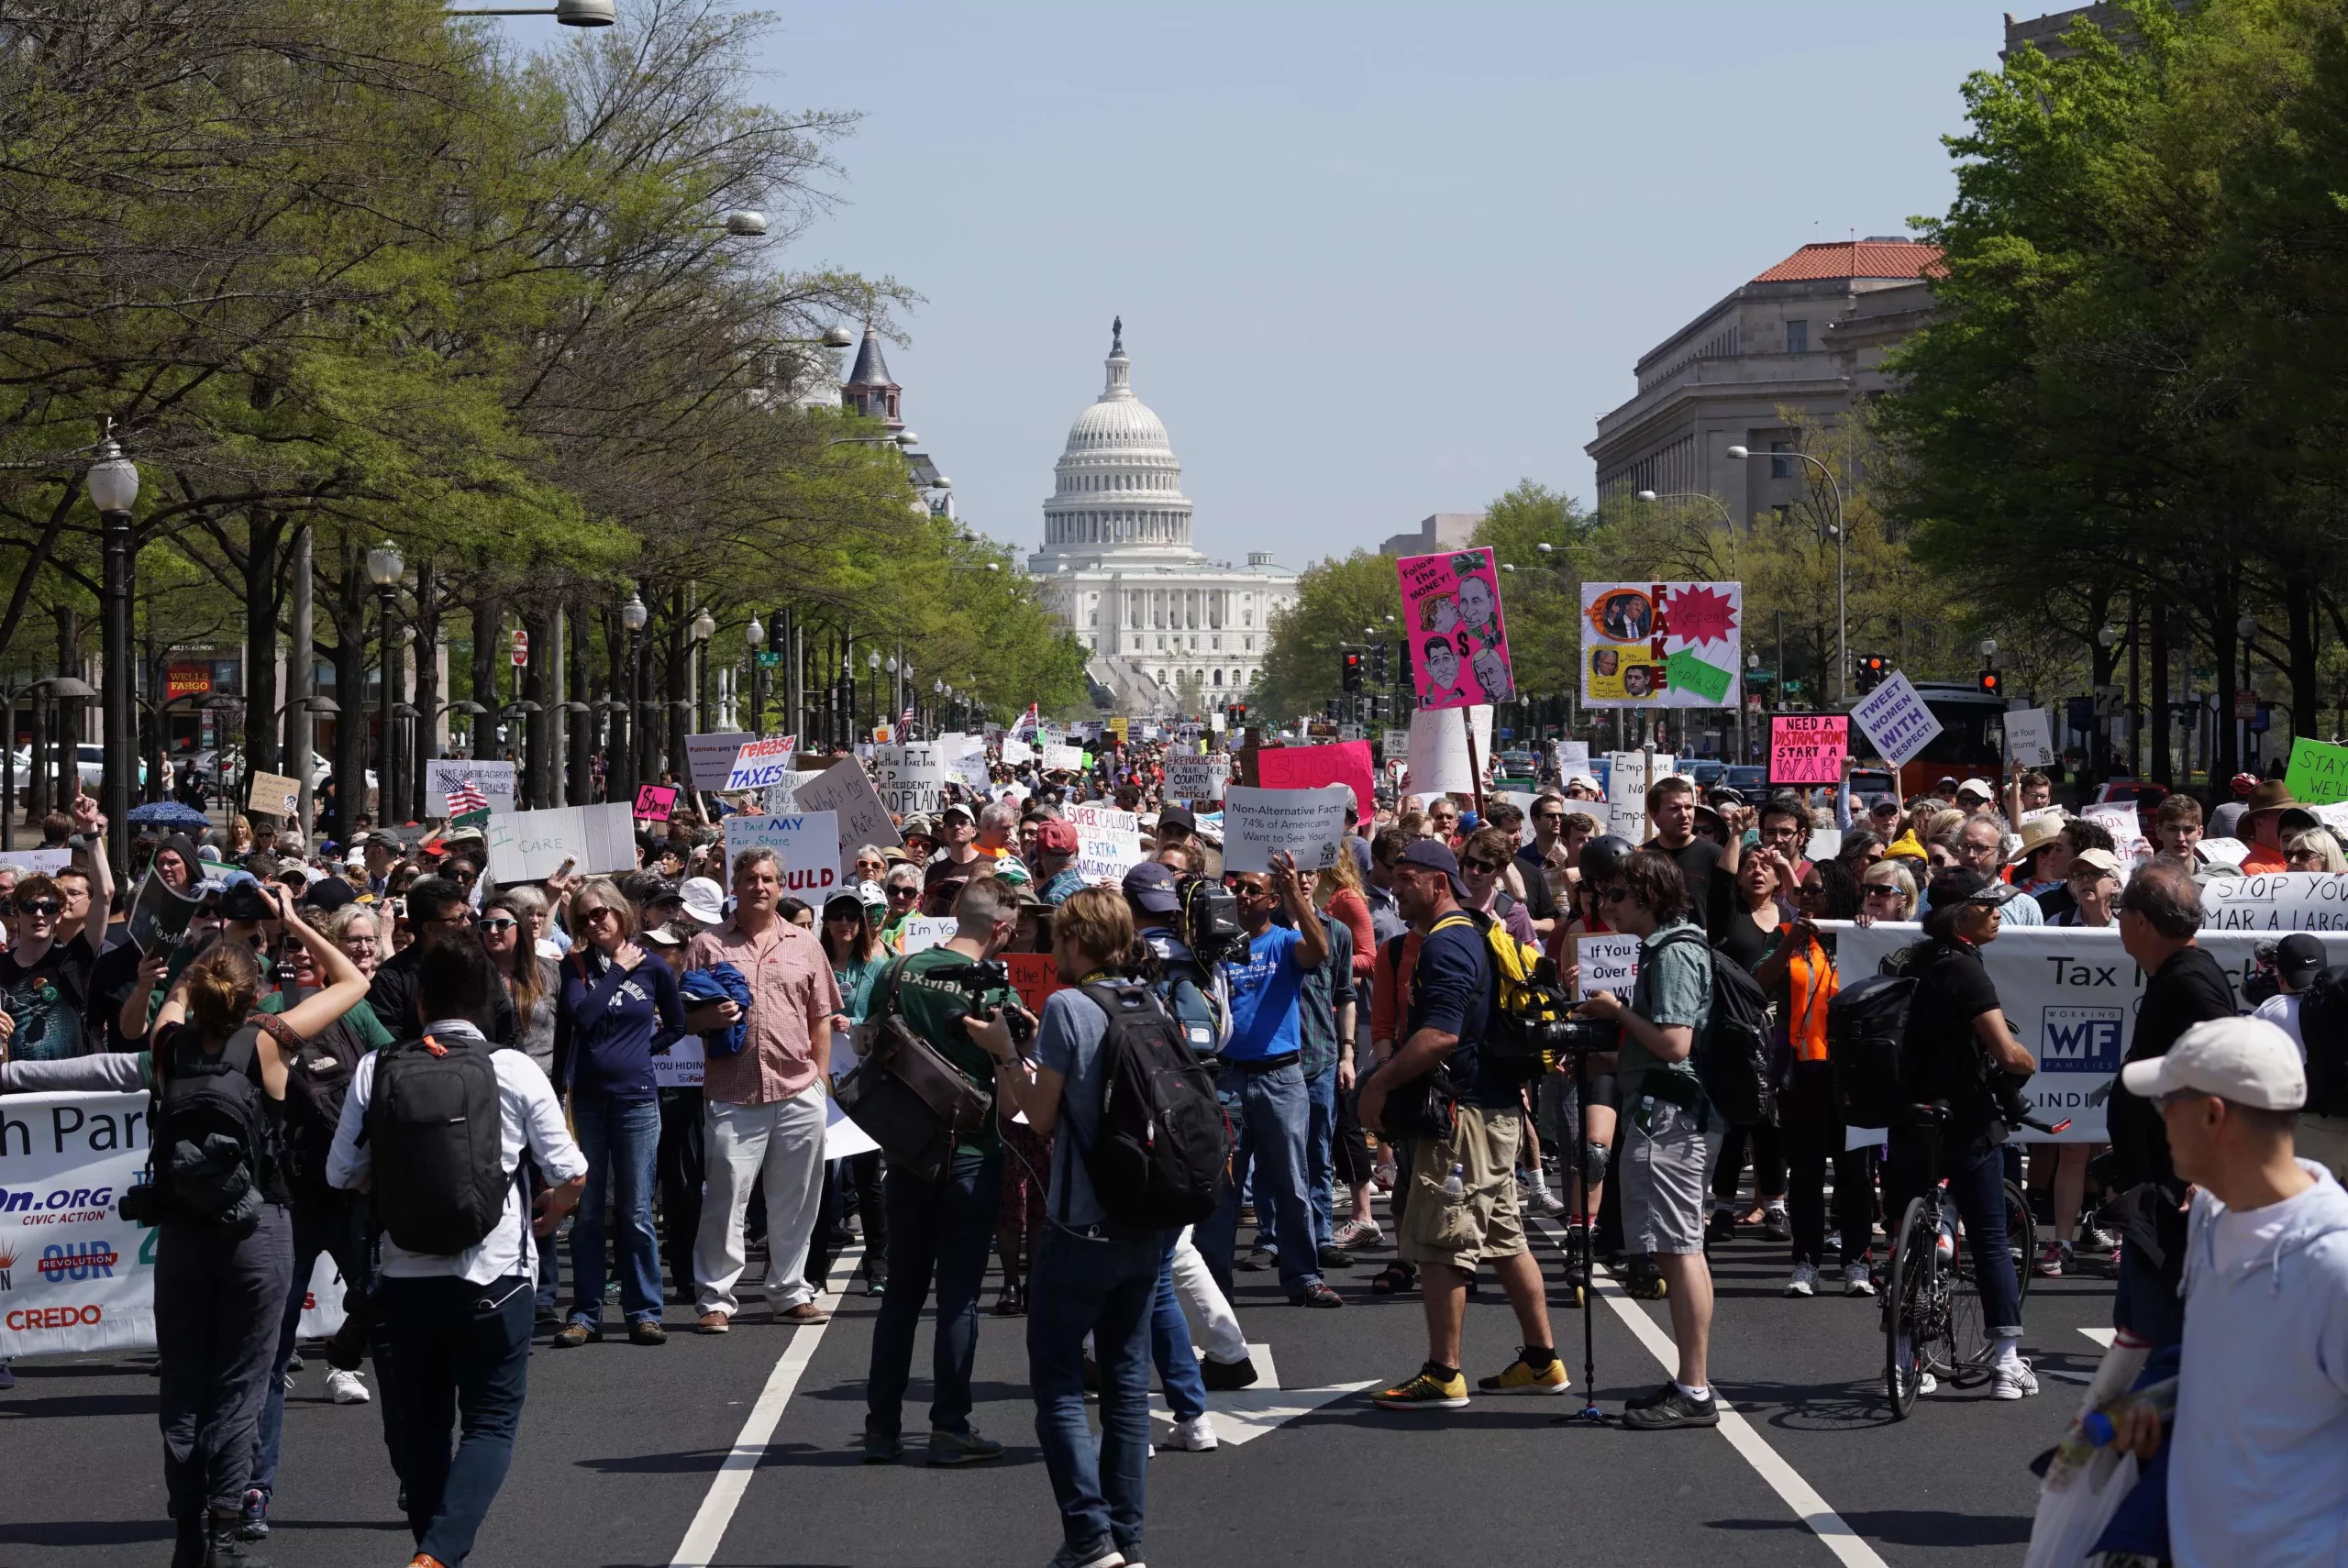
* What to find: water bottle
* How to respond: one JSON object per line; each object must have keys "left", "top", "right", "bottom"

{"left": 1443, "top": 1164, "right": 1467, "bottom": 1201}
{"left": 1935, "top": 1204, "right": 1956, "bottom": 1264}
{"left": 2047, "top": 1376, "right": 2177, "bottom": 1489}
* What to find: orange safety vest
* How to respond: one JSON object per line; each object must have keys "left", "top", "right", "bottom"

{"left": 1779, "top": 925, "right": 1838, "bottom": 1064}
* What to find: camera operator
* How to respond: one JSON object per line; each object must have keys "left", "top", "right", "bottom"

{"left": 1359, "top": 842, "right": 1561, "bottom": 1409}
{"left": 855, "top": 874, "right": 1022, "bottom": 1467}
{"left": 1885, "top": 867, "right": 2041, "bottom": 1400}
{"left": 1573, "top": 847, "right": 1724, "bottom": 1429}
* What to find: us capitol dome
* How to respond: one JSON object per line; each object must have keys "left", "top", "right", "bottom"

{"left": 1024, "top": 319, "right": 1297, "bottom": 717}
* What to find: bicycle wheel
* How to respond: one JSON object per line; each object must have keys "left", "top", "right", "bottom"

{"left": 1884, "top": 1197, "right": 1932, "bottom": 1419}
{"left": 1944, "top": 1242, "right": 1992, "bottom": 1386}
{"left": 2005, "top": 1178, "right": 2037, "bottom": 1308}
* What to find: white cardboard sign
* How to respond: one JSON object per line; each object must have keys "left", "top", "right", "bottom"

{"left": 1001, "top": 736, "right": 1035, "bottom": 766}
{"left": 1574, "top": 932, "right": 1642, "bottom": 1001}
{"left": 1164, "top": 750, "right": 1229, "bottom": 802}
{"left": 483, "top": 801, "right": 636, "bottom": 882}
{"left": 1404, "top": 703, "right": 1491, "bottom": 798}
{"left": 874, "top": 744, "right": 947, "bottom": 818}
{"left": 1042, "top": 744, "right": 1087, "bottom": 774}
{"left": 1068, "top": 803, "right": 1147, "bottom": 886}
{"left": 722, "top": 735, "right": 798, "bottom": 792}
{"left": 722, "top": 812, "right": 845, "bottom": 900}
{"left": 686, "top": 732, "right": 755, "bottom": 791}
{"left": 1848, "top": 670, "right": 1944, "bottom": 769}
{"left": 790, "top": 760, "right": 903, "bottom": 873}
{"left": 1222, "top": 784, "right": 1351, "bottom": 875}
{"left": 2003, "top": 708, "right": 2054, "bottom": 769}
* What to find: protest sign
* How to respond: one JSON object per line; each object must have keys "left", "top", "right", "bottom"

{"left": 1164, "top": 749, "right": 1229, "bottom": 802}
{"left": 652, "top": 1035, "right": 703, "bottom": 1090}
{"left": 723, "top": 735, "right": 797, "bottom": 792}
{"left": 2284, "top": 736, "right": 2348, "bottom": 806}
{"left": 895, "top": 916, "right": 958, "bottom": 955}
{"left": 1001, "top": 735, "right": 1035, "bottom": 766}
{"left": 423, "top": 758, "right": 515, "bottom": 816}
{"left": 1580, "top": 581, "right": 1743, "bottom": 709}
{"left": 1554, "top": 740, "right": 1590, "bottom": 778}
{"left": 2004, "top": 709, "right": 2055, "bottom": 769}
{"left": 1042, "top": 744, "right": 1087, "bottom": 774}
{"left": 1848, "top": 670, "right": 1944, "bottom": 768}
{"left": 1574, "top": 932, "right": 1642, "bottom": 1001}
{"left": 634, "top": 784, "right": 677, "bottom": 823}
{"left": 1396, "top": 545, "right": 1515, "bottom": 709}
{"left": 1603, "top": 751, "right": 1676, "bottom": 842}
{"left": 1404, "top": 703, "right": 1491, "bottom": 798}
{"left": 1071, "top": 720, "right": 1103, "bottom": 742}
{"left": 873, "top": 744, "right": 946, "bottom": 817}
{"left": 1004, "top": 953, "right": 1067, "bottom": 1016}
{"left": 1068, "top": 803, "right": 1147, "bottom": 886}
{"left": 760, "top": 767, "right": 829, "bottom": 815}
{"left": 1806, "top": 827, "right": 1844, "bottom": 862}
{"left": 2083, "top": 804, "right": 2150, "bottom": 866}
{"left": 686, "top": 732, "right": 759, "bottom": 791}
{"left": 126, "top": 867, "right": 202, "bottom": 955}
{"left": 0, "top": 847, "right": 71, "bottom": 876}
{"left": 247, "top": 768, "right": 303, "bottom": 819}
{"left": 2198, "top": 870, "right": 2348, "bottom": 931}
{"left": 1255, "top": 740, "right": 1375, "bottom": 819}
{"left": 1222, "top": 784, "right": 1350, "bottom": 875}
{"left": 483, "top": 802, "right": 635, "bottom": 882}
{"left": 936, "top": 734, "right": 990, "bottom": 791}
{"left": 723, "top": 812, "right": 844, "bottom": 898}
{"left": 1768, "top": 714, "right": 1846, "bottom": 786}
{"left": 1835, "top": 921, "right": 2348, "bottom": 1140}
{"left": 790, "top": 759, "right": 902, "bottom": 872}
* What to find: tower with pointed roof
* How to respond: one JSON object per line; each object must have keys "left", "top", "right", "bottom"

{"left": 1024, "top": 320, "right": 1297, "bottom": 717}
{"left": 840, "top": 325, "right": 902, "bottom": 431}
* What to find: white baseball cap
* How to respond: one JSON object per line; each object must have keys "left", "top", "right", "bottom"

{"left": 2120, "top": 1016, "right": 2306, "bottom": 1111}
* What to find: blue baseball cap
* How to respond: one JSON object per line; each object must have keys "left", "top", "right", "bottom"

{"left": 1123, "top": 860, "right": 1182, "bottom": 914}
{"left": 1397, "top": 839, "right": 1469, "bottom": 900}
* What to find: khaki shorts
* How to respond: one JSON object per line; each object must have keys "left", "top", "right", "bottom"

{"left": 1399, "top": 1105, "right": 1528, "bottom": 1272}
{"left": 1620, "top": 1093, "right": 1722, "bottom": 1256}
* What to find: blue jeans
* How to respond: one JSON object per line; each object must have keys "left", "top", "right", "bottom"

{"left": 570, "top": 1094, "right": 664, "bottom": 1326}
{"left": 1029, "top": 1227, "right": 1170, "bottom": 1558}
{"left": 1150, "top": 1245, "right": 1208, "bottom": 1422}
{"left": 1197, "top": 1059, "right": 1322, "bottom": 1298}
{"left": 378, "top": 1274, "right": 534, "bottom": 1567}
{"left": 1306, "top": 1063, "right": 1339, "bottom": 1250}
{"left": 865, "top": 1147, "right": 1002, "bottom": 1441}
{"left": 253, "top": 1192, "right": 374, "bottom": 1497}
{"left": 1886, "top": 1130, "right": 2022, "bottom": 1334}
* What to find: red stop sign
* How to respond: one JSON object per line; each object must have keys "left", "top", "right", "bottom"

{"left": 511, "top": 628, "right": 529, "bottom": 667}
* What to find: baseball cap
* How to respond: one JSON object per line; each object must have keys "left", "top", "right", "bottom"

{"left": 1157, "top": 803, "right": 1196, "bottom": 834}
{"left": 680, "top": 876, "right": 725, "bottom": 925}
{"left": 1955, "top": 778, "right": 1995, "bottom": 802}
{"left": 302, "top": 877, "right": 357, "bottom": 913}
{"left": 2276, "top": 933, "right": 2327, "bottom": 989}
{"left": 1123, "top": 860, "right": 1182, "bottom": 914}
{"left": 2067, "top": 847, "right": 2123, "bottom": 880}
{"left": 941, "top": 802, "right": 976, "bottom": 825}
{"left": 1925, "top": 867, "right": 2016, "bottom": 911}
{"left": 1397, "top": 839, "right": 1469, "bottom": 900}
{"left": 1564, "top": 772, "right": 1601, "bottom": 795}
{"left": 900, "top": 813, "right": 936, "bottom": 839}
{"left": 2120, "top": 1016, "right": 2306, "bottom": 1110}
{"left": 1036, "top": 818, "right": 1080, "bottom": 856}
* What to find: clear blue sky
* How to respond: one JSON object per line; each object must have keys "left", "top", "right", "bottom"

{"left": 743, "top": 2, "right": 2015, "bottom": 571}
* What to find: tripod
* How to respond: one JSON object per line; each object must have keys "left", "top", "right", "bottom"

{"left": 1553, "top": 1042, "right": 1605, "bottom": 1427}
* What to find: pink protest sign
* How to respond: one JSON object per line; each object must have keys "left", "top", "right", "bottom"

{"left": 1768, "top": 714, "right": 1847, "bottom": 786}
{"left": 1396, "top": 546, "right": 1514, "bottom": 711}
{"left": 634, "top": 783, "right": 678, "bottom": 822}
{"left": 1254, "top": 740, "right": 1376, "bottom": 820}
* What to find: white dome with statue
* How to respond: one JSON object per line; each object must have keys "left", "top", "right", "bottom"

{"left": 1038, "top": 318, "right": 1197, "bottom": 565}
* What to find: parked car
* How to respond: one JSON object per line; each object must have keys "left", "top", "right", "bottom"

{"left": 1851, "top": 767, "right": 1899, "bottom": 803}
{"left": 1722, "top": 765, "right": 1768, "bottom": 796}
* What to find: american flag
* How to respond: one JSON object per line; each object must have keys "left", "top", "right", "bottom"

{"left": 900, "top": 705, "right": 914, "bottom": 727}
{"left": 445, "top": 778, "right": 491, "bottom": 816}
{"left": 1012, "top": 703, "right": 1039, "bottom": 740}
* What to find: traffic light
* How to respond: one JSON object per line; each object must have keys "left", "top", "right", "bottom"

{"left": 1856, "top": 654, "right": 1888, "bottom": 693}
{"left": 1371, "top": 642, "right": 1390, "bottom": 684}
{"left": 1341, "top": 649, "right": 1364, "bottom": 693}
{"left": 1228, "top": 701, "right": 1247, "bottom": 728}
{"left": 1978, "top": 668, "right": 2002, "bottom": 697}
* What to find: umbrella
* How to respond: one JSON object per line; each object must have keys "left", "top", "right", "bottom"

{"left": 127, "top": 801, "right": 213, "bottom": 829}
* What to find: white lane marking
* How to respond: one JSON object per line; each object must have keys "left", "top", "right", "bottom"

{"left": 1532, "top": 1218, "right": 1889, "bottom": 1568}
{"left": 668, "top": 1247, "right": 861, "bottom": 1568}
{"left": 2079, "top": 1327, "right": 2116, "bottom": 1348}
{"left": 1148, "top": 1342, "right": 1376, "bottom": 1446}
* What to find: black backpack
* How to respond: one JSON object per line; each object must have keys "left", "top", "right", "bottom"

{"left": 151, "top": 1021, "right": 279, "bottom": 1235}
{"left": 2299, "top": 964, "right": 2348, "bottom": 1118}
{"left": 1075, "top": 980, "right": 1229, "bottom": 1229}
{"left": 1650, "top": 928, "right": 1779, "bottom": 1127}
{"left": 271, "top": 1001, "right": 363, "bottom": 1195}
{"left": 1825, "top": 973, "right": 1917, "bottom": 1131}
{"left": 365, "top": 1032, "right": 514, "bottom": 1255}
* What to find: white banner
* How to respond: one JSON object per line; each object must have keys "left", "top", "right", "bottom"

{"left": 425, "top": 758, "right": 516, "bottom": 815}
{"left": 873, "top": 744, "right": 946, "bottom": 818}
{"left": 1222, "top": 784, "right": 1350, "bottom": 875}
{"left": 483, "top": 802, "right": 636, "bottom": 883}
{"left": 1830, "top": 921, "right": 2348, "bottom": 1141}
{"left": 722, "top": 812, "right": 844, "bottom": 900}
{"left": 1849, "top": 670, "right": 1944, "bottom": 768}
{"left": 790, "top": 761, "right": 902, "bottom": 873}
{"left": 1068, "top": 803, "right": 1146, "bottom": 886}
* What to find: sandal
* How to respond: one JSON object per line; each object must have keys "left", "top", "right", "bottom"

{"left": 1368, "top": 1262, "right": 1415, "bottom": 1296}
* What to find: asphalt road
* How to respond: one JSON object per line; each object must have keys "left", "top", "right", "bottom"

{"left": 2, "top": 1204, "right": 2115, "bottom": 1568}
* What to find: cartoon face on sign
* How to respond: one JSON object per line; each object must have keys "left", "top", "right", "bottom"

{"left": 1470, "top": 645, "right": 1513, "bottom": 704}
{"left": 1420, "top": 635, "right": 1462, "bottom": 702}
{"left": 1589, "top": 589, "right": 1652, "bottom": 643}
{"left": 1417, "top": 593, "right": 1458, "bottom": 635}
{"left": 1452, "top": 563, "right": 1500, "bottom": 642}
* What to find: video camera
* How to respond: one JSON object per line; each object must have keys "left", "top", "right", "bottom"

{"left": 1178, "top": 875, "right": 1247, "bottom": 968}
{"left": 950, "top": 957, "right": 1035, "bottom": 1047}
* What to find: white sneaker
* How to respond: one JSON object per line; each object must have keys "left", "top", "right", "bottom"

{"left": 1841, "top": 1262, "right": 1876, "bottom": 1297}
{"left": 1530, "top": 1183, "right": 1567, "bottom": 1218}
{"left": 1919, "top": 1370, "right": 1938, "bottom": 1396}
{"left": 1783, "top": 1263, "right": 1818, "bottom": 1297}
{"left": 1168, "top": 1413, "right": 1218, "bottom": 1452}
{"left": 326, "top": 1368, "right": 371, "bottom": 1406}
{"left": 1991, "top": 1358, "right": 2039, "bottom": 1400}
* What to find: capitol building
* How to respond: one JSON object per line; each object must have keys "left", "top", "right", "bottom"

{"left": 1025, "top": 321, "right": 1297, "bottom": 716}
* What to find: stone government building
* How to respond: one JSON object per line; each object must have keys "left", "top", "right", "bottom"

{"left": 1024, "top": 320, "right": 1298, "bottom": 717}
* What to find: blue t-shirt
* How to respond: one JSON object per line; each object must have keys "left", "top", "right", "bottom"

{"left": 1220, "top": 923, "right": 1310, "bottom": 1062}
{"left": 1036, "top": 988, "right": 1112, "bottom": 1227}
{"left": 1407, "top": 914, "right": 1510, "bottom": 1109}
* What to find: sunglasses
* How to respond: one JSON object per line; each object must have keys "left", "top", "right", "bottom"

{"left": 1596, "top": 886, "right": 1632, "bottom": 905}
{"left": 1461, "top": 857, "right": 1502, "bottom": 875}
{"left": 578, "top": 905, "right": 617, "bottom": 924}
{"left": 17, "top": 900, "right": 60, "bottom": 918}
{"left": 825, "top": 910, "right": 861, "bottom": 922}
{"left": 887, "top": 886, "right": 918, "bottom": 900}
{"left": 478, "top": 918, "right": 517, "bottom": 933}
{"left": 1534, "top": 811, "right": 1565, "bottom": 823}
{"left": 1863, "top": 884, "right": 1903, "bottom": 900}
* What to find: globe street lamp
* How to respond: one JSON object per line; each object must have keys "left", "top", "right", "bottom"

{"left": 87, "top": 428, "right": 139, "bottom": 865}
{"left": 691, "top": 606, "right": 715, "bottom": 735}
{"left": 1729, "top": 445, "right": 1847, "bottom": 703}
{"left": 618, "top": 589, "right": 648, "bottom": 797}
{"left": 746, "top": 615, "right": 767, "bottom": 736}
{"left": 366, "top": 541, "right": 404, "bottom": 823}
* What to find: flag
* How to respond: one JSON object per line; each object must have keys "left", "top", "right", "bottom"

{"left": 445, "top": 779, "right": 490, "bottom": 817}
{"left": 900, "top": 705, "right": 914, "bottom": 727}
{"left": 1013, "top": 703, "right": 1039, "bottom": 741}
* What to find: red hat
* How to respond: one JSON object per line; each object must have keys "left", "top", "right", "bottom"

{"left": 1036, "top": 818, "right": 1080, "bottom": 857}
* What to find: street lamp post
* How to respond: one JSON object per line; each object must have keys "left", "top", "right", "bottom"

{"left": 1728, "top": 446, "right": 1845, "bottom": 704}
{"left": 619, "top": 590, "right": 648, "bottom": 797}
{"left": 443, "top": 0, "right": 615, "bottom": 22}
{"left": 366, "top": 541, "right": 404, "bottom": 825}
{"left": 2237, "top": 613, "right": 2260, "bottom": 768}
{"left": 1634, "top": 489, "right": 1733, "bottom": 525}
{"left": 87, "top": 429, "right": 139, "bottom": 866}
{"left": 691, "top": 605, "right": 715, "bottom": 736}
{"left": 746, "top": 615, "right": 766, "bottom": 737}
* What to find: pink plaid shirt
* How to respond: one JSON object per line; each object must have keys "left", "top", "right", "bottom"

{"left": 686, "top": 918, "right": 839, "bottom": 1106}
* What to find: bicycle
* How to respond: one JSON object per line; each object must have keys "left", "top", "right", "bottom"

{"left": 1884, "top": 1106, "right": 2064, "bottom": 1419}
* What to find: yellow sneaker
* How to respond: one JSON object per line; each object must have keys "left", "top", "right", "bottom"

{"left": 1372, "top": 1363, "right": 1469, "bottom": 1409}
{"left": 1478, "top": 1350, "right": 1570, "bottom": 1395}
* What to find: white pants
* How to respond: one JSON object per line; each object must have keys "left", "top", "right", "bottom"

{"left": 1171, "top": 1225, "right": 1248, "bottom": 1365}
{"left": 694, "top": 1085, "right": 828, "bottom": 1317}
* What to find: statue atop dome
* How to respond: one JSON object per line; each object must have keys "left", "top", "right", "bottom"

{"left": 1111, "top": 315, "right": 1123, "bottom": 355}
